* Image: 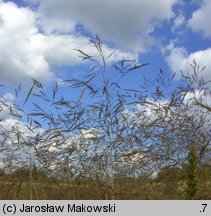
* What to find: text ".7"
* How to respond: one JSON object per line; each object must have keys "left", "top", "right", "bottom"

{"left": 201, "top": 204, "right": 207, "bottom": 213}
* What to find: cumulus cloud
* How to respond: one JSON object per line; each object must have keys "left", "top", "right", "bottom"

{"left": 38, "top": 34, "right": 136, "bottom": 67}
{"left": 0, "top": 90, "right": 45, "bottom": 168}
{"left": 122, "top": 99, "right": 172, "bottom": 128}
{"left": 183, "top": 89, "right": 211, "bottom": 107}
{"left": 188, "top": 0, "right": 211, "bottom": 38}
{"left": 164, "top": 42, "right": 188, "bottom": 72}
{"left": 164, "top": 42, "right": 211, "bottom": 83}
{"left": 0, "top": 1, "right": 135, "bottom": 84}
{"left": 0, "top": 2, "right": 52, "bottom": 83}
{"left": 37, "top": 0, "right": 178, "bottom": 51}
{"left": 0, "top": 117, "right": 44, "bottom": 168}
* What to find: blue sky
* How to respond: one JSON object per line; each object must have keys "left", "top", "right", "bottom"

{"left": 0, "top": 0, "right": 211, "bottom": 172}
{"left": 0, "top": 0, "right": 211, "bottom": 105}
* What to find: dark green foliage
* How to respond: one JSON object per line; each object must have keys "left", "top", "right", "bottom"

{"left": 186, "top": 144, "right": 198, "bottom": 200}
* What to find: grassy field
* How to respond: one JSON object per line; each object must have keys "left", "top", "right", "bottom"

{"left": 1, "top": 168, "right": 211, "bottom": 200}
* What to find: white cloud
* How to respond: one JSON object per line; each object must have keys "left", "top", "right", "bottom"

{"left": 183, "top": 90, "right": 205, "bottom": 102}
{"left": 0, "top": 2, "right": 53, "bottom": 83}
{"left": 122, "top": 99, "right": 172, "bottom": 128}
{"left": 188, "top": 0, "right": 211, "bottom": 38}
{"left": 0, "top": 1, "right": 136, "bottom": 84}
{"left": 172, "top": 13, "right": 185, "bottom": 31}
{"left": 183, "top": 89, "right": 211, "bottom": 106}
{"left": 37, "top": 0, "right": 178, "bottom": 51}
{"left": 164, "top": 42, "right": 211, "bottom": 83}
{"left": 37, "top": 34, "right": 136, "bottom": 67}
{"left": 0, "top": 92, "right": 17, "bottom": 119}
{"left": 0, "top": 117, "right": 44, "bottom": 168}
{"left": 164, "top": 42, "right": 188, "bottom": 73}
{"left": 2, "top": 92, "right": 15, "bottom": 103}
{"left": 80, "top": 128, "right": 101, "bottom": 140}
{"left": 37, "top": 16, "right": 75, "bottom": 35}
{"left": 0, "top": 118, "right": 42, "bottom": 136}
